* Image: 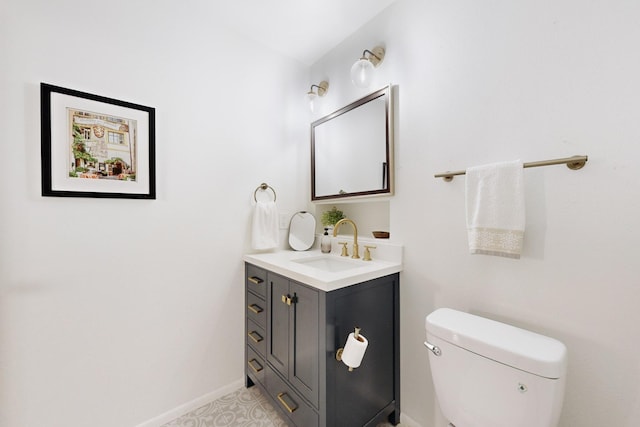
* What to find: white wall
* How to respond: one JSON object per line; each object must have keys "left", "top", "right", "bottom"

{"left": 0, "top": 1, "right": 309, "bottom": 426}
{"left": 310, "top": 0, "right": 640, "bottom": 426}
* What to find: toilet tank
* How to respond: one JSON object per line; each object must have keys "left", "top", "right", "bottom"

{"left": 425, "top": 308, "right": 567, "bottom": 427}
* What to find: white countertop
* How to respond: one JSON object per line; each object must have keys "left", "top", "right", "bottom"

{"left": 243, "top": 247, "right": 402, "bottom": 292}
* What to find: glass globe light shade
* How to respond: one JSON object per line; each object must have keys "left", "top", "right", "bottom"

{"left": 307, "top": 91, "right": 317, "bottom": 112}
{"left": 350, "top": 58, "right": 374, "bottom": 88}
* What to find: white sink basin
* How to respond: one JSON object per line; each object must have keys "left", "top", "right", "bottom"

{"left": 293, "top": 255, "right": 362, "bottom": 272}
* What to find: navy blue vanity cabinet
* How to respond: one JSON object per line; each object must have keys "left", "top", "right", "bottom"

{"left": 244, "top": 263, "right": 400, "bottom": 427}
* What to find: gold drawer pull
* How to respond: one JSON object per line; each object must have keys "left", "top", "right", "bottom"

{"left": 248, "top": 304, "right": 263, "bottom": 314}
{"left": 248, "top": 331, "right": 263, "bottom": 343}
{"left": 277, "top": 392, "right": 298, "bottom": 413}
{"left": 248, "top": 276, "right": 263, "bottom": 285}
{"left": 247, "top": 358, "right": 263, "bottom": 373}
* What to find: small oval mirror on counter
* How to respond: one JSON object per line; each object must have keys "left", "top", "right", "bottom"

{"left": 288, "top": 211, "right": 316, "bottom": 251}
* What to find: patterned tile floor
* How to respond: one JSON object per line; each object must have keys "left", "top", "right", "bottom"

{"left": 162, "top": 386, "right": 287, "bottom": 427}
{"left": 162, "top": 386, "right": 396, "bottom": 427}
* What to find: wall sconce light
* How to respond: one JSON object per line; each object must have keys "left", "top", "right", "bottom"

{"left": 307, "top": 81, "right": 329, "bottom": 112}
{"left": 350, "top": 46, "right": 385, "bottom": 88}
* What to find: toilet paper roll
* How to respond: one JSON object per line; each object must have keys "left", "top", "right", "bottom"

{"left": 341, "top": 332, "right": 368, "bottom": 369}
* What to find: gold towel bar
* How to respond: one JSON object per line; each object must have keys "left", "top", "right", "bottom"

{"left": 434, "top": 155, "right": 588, "bottom": 182}
{"left": 253, "top": 182, "right": 277, "bottom": 202}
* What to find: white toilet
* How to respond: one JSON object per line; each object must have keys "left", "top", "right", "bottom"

{"left": 425, "top": 308, "right": 567, "bottom": 427}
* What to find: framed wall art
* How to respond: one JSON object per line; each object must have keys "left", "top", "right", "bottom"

{"left": 40, "top": 83, "right": 156, "bottom": 199}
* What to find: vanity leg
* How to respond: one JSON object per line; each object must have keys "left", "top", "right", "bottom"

{"left": 388, "top": 410, "right": 400, "bottom": 425}
{"left": 246, "top": 375, "right": 255, "bottom": 388}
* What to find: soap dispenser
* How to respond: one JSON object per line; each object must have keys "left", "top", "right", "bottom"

{"left": 321, "top": 227, "right": 331, "bottom": 253}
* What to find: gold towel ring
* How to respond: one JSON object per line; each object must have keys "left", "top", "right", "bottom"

{"left": 253, "top": 183, "right": 276, "bottom": 202}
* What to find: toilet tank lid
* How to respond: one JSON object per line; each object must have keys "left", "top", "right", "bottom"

{"left": 426, "top": 308, "right": 567, "bottom": 379}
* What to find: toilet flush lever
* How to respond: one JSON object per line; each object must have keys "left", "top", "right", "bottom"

{"left": 424, "top": 341, "right": 442, "bottom": 356}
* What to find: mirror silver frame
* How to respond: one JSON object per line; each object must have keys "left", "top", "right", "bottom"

{"left": 311, "top": 85, "right": 393, "bottom": 201}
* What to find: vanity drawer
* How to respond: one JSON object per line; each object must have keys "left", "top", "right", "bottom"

{"left": 247, "top": 318, "right": 266, "bottom": 356}
{"left": 246, "top": 264, "right": 266, "bottom": 298}
{"left": 264, "top": 365, "right": 318, "bottom": 427}
{"left": 246, "top": 346, "right": 266, "bottom": 386}
{"left": 246, "top": 292, "right": 266, "bottom": 327}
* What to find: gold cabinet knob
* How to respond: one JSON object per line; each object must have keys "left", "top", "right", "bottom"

{"left": 281, "top": 294, "right": 296, "bottom": 306}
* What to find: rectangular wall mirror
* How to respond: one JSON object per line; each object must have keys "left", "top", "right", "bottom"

{"left": 311, "top": 85, "right": 393, "bottom": 201}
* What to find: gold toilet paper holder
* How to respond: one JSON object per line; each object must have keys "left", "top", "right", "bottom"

{"left": 336, "top": 327, "right": 361, "bottom": 372}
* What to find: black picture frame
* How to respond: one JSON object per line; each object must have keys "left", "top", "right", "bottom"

{"left": 41, "top": 83, "right": 156, "bottom": 199}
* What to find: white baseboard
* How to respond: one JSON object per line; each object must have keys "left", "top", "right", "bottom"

{"left": 399, "top": 412, "right": 423, "bottom": 427}
{"left": 135, "top": 379, "right": 244, "bottom": 427}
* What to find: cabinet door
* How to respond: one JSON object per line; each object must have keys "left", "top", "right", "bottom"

{"left": 289, "top": 281, "right": 319, "bottom": 407}
{"left": 332, "top": 278, "right": 397, "bottom": 427}
{"left": 267, "top": 273, "right": 290, "bottom": 377}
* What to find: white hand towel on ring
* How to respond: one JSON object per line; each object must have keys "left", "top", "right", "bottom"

{"left": 252, "top": 200, "right": 279, "bottom": 250}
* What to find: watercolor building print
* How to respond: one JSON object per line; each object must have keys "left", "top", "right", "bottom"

{"left": 68, "top": 108, "right": 137, "bottom": 181}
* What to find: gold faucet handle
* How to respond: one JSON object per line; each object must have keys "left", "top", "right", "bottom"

{"left": 363, "top": 245, "right": 377, "bottom": 261}
{"left": 338, "top": 242, "right": 349, "bottom": 257}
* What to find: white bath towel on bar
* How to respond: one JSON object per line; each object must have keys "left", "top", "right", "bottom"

{"left": 465, "top": 160, "right": 525, "bottom": 259}
{"left": 252, "top": 200, "right": 279, "bottom": 250}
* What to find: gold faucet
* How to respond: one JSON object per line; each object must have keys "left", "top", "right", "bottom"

{"left": 333, "top": 218, "right": 359, "bottom": 259}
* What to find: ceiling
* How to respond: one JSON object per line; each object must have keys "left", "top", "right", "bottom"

{"left": 208, "top": 0, "right": 398, "bottom": 66}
